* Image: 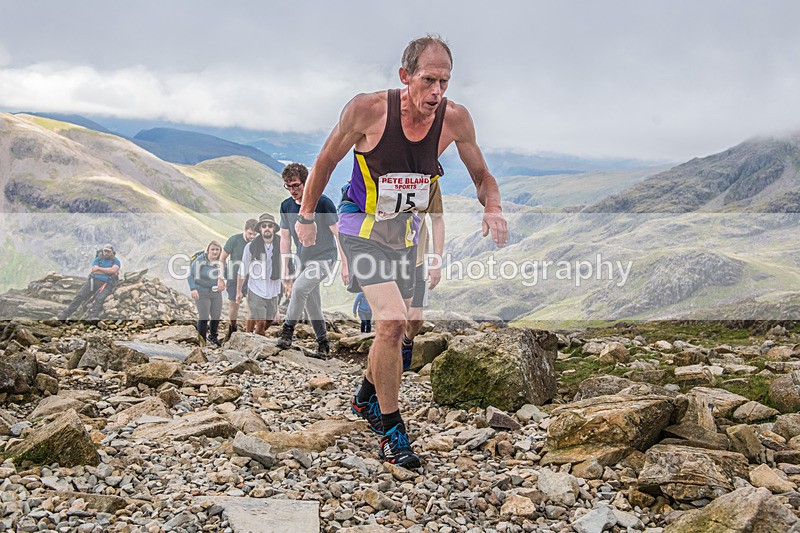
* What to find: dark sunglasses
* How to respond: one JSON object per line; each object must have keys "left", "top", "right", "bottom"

{"left": 284, "top": 182, "right": 303, "bottom": 191}
{"left": 260, "top": 222, "right": 276, "bottom": 229}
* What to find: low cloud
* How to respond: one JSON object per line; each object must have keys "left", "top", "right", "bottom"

{"left": 0, "top": 62, "right": 393, "bottom": 133}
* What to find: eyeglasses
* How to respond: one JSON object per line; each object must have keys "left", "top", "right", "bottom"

{"left": 260, "top": 222, "right": 276, "bottom": 229}
{"left": 284, "top": 182, "right": 303, "bottom": 191}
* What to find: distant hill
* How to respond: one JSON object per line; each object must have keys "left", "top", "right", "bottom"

{"left": 469, "top": 166, "right": 671, "bottom": 209}
{"left": 24, "top": 112, "right": 116, "bottom": 135}
{"left": 439, "top": 148, "right": 659, "bottom": 195}
{"left": 132, "top": 128, "right": 284, "bottom": 173}
{"left": 0, "top": 112, "right": 287, "bottom": 292}
{"left": 586, "top": 133, "right": 800, "bottom": 213}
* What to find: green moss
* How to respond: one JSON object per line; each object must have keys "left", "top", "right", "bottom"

{"left": 586, "top": 320, "right": 760, "bottom": 348}
{"left": 717, "top": 374, "right": 775, "bottom": 409}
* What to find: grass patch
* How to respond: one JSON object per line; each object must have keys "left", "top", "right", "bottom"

{"left": 717, "top": 374, "right": 775, "bottom": 409}
{"left": 586, "top": 320, "right": 762, "bottom": 348}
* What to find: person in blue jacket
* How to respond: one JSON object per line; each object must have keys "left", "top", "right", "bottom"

{"left": 188, "top": 240, "right": 224, "bottom": 346}
{"left": 353, "top": 292, "right": 373, "bottom": 333}
{"left": 59, "top": 243, "right": 121, "bottom": 321}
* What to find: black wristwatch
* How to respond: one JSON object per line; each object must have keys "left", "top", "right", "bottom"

{"left": 297, "top": 214, "right": 315, "bottom": 225}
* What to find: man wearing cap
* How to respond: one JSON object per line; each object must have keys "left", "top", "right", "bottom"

{"left": 238, "top": 213, "right": 282, "bottom": 336}
{"left": 276, "top": 163, "right": 341, "bottom": 358}
{"left": 59, "top": 244, "right": 121, "bottom": 321}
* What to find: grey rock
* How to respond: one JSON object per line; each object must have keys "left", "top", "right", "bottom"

{"left": 232, "top": 432, "right": 276, "bottom": 468}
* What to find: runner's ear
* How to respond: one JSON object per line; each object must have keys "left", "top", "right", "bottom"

{"left": 399, "top": 66, "right": 410, "bottom": 85}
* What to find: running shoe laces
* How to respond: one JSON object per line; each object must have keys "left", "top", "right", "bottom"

{"left": 379, "top": 423, "right": 421, "bottom": 469}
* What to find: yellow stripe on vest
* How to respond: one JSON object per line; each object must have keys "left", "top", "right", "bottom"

{"left": 357, "top": 154, "right": 377, "bottom": 215}
{"left": 358, "top": 214, "right": 376, "bottom": 239}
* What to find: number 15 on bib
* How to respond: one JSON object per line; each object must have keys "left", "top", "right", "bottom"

{"left": 375, "top": 173, "right": 431, "bottom": 222}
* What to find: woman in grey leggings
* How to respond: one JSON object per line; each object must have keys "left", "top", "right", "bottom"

{"left": 188, "top": 241, "right": 224, "bottom": 346}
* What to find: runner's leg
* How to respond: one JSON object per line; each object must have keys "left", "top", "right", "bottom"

{"left": 362, "top": 282, "right": 408, "bottom": 414}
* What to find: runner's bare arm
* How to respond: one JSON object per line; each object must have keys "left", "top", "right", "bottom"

{"left": 448, "top": 104, "right": 508, "bottom": 246}
{"left": 299, "top": 94, "right": 380, "bottom": 218}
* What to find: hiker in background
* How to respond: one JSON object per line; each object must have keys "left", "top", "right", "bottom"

{"left": 188, "top": 241, "right": 224, "bottom": 346}
{"left": 219, "top": 218, "right": 259, "bottom": 340}
{"left": 276, "top": 163, "right": 342, "bottom": 358}
{"left": 353, "top": 292, "right": 373, "bottom": 333}
{"left": 238, "top": 213, "right": 282, "bottom": 336}
{"left": 59, "top": 243, "right": 121, "bottom": 321}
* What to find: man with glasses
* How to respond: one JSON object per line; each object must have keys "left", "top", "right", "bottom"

{"left": 276, "top": 163, "right": 342, "bottom": 358}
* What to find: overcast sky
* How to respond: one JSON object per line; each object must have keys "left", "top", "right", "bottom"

{"left": 1, "top": 0, "right": 799, "bottom": 161}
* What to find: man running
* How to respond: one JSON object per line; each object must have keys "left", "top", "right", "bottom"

{"left": 219, "top": 219, "right": 259, "bottom": 339}
{"left": 276, "top": 163, "right": 341, "bottom": 358}
{"left": 402, "top": 179, "right": 444, "bottom": 370}
{"left": 295, "top": 35, "right": 508, "bottom": 468}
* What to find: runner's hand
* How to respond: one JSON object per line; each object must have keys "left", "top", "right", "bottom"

{"left": 217, "top": 279, "right": 226, "bottom": 293}
{"left": 296, "top": 221, "right": 317, "bottom": 247}
{"left": 341, "top": 264, "right": 349, "bottom": 286}
{"left": 236, "top": 291, "right": 243, "bottom": 304}
{"left": 428, "top": 267, "right": 442, "bottom": 290}
{"left": 482, "top": 209, "right": 508, "bottom": 247}
{"left": 191, "top": 290, "right": 199, "bottom": 301}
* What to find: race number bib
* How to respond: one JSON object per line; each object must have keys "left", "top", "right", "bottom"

{"left": 375, "top": 173, "right": 430, "bottom": 221}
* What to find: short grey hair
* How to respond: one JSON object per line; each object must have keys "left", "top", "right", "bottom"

{"left": 401, "top": 34, "right": 453, "bottom": 75}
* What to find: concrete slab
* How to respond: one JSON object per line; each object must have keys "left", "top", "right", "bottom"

{"left": 196, "top": 497, "right": 319, "bottom": 532}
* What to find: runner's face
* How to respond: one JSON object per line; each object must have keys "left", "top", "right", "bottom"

{"left": 244, "top": 229, "right": 258, "bottom": 242}
{"left": 286, "top": 180, "right": 304, "bottom": 202}
{"left": 401, "top": 45, "right": 451, "bottom": 117}
{"left": 207, "top": 245, "right": 221, "bottom": 260}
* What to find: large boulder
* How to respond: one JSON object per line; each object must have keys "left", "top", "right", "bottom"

{"left": 687, "top": 387, "right": 750, "bottom": 418}
{"left": 125, "top": 361, "right": 184, "bottom": 388}
{"left": 546, "top": 393, "right": 676, "bottom": 452}
{"left": 132, "top": 411, "right": 236, "bottom": 440}
{"left": 224, "top": 332, "right": 280, "bottom": 357}
{"left": 30, "top": 396, "right": 85, "bottom": 420}
{"left": 770, "top": 371, "right": 800, "bottom": 413}
{"left": 573, "top": 375, "right": 635, "bottom": 401}
{"left": 774, "top": 414, "right": 800, "bottom": 441}
{"left": 135, "top": 325, "right": 200, "bottom": 344}
{"left": 664, "top": 486, "right": 797, "bottom": 533}
{"left": 109, "top": 397, "right": 171, "bottom": 426}
{"left": 0, "top": 351, "right": 38, "bottom": 393}
{"left": 224, "top": 410, "right": 269, "bottom": 434}
{"left": 75, "top": 339, "right": 149, "bottom": 371}
{"left": 4, "top": 409, "right": 99, "bottom": 467}
{"left": 252, "top": 419, "right": 366, "bottom": 453}
{"left": 409, "top": 332, "right": 449, "bottom": 371}
{"left": 431, "top": 328, "right": 557, "bottom": 412}
{"left": 638, "top": 444, "right": 749, "bottom": 501}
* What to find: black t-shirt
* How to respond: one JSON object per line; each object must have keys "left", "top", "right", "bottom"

{"left": 223, "top": 233, "right": 248, "bottom": 279}
{"left": 280, "top": 194, "right": 339, "bottom": 262}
